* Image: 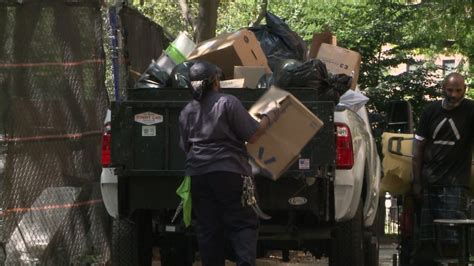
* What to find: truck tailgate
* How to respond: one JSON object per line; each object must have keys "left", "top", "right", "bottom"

{"left": 111, "top": 88, "right": 335, "bottom": 218}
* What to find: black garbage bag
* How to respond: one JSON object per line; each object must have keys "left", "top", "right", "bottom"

{"left": 134, "top": 60, "right": 170, "bottom": 89}
{"left": 318, "top": 73, "right": 352, "bottom": 104}
{"left": 257, "top": 73, "right": 275, "bottom": 89}
{"left": 274, "top": 59, "right": 329, "bottom": 89}
{"left": 328, "top": 73, "right": 352, "bottom": 96}
{"left": 170, "top": 60, "right": 196, "bottom": 88}
{"left": 249, "top": 12, "right": 307, "bottom": 72}
{"left": 272, "top": 58, "right": 352, "bottom": 104}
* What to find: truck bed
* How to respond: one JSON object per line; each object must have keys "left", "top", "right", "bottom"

{"left": 111, "top": 88, "right": 335, "bottom": 221}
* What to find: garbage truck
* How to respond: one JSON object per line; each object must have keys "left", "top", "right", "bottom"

{"left": 101, "top": 84, "right": 383, "bottom": 265}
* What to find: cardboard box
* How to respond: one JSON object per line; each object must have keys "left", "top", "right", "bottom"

{"left": 246, "top": 86, "right": 324, "bottom": 180}
{"left": 220, "top": 79, "right": 246, "bottom": 88}
{"left": 233, "top": 66, "right": 266, "bottom": 89}
{"left": 308, "top": 31, "right": 337, "bottom": 58}
{"left": 316, "top": 43, "right": 361, "bottom": 90}
{"left": 188, "top": 29, "right": 271, "bottom": 79}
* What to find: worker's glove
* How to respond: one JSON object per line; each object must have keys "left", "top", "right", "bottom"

{"left": 261, "top": 106, "right": 281, "bottom": 125}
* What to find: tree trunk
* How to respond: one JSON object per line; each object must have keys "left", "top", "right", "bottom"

{"left": 251, "top": 0, "right": 268, "bottom": 27}
{"left": 178, "top": 0, "right": 195, "bottom": 33}
{"left": 195, "top": 0, "right": 220, "bottom": 43}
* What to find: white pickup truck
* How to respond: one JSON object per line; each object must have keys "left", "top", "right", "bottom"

{"left": 100, "top": 87, "right": 382, "bottom": 266}
{"left": 330, "top": 89, "right": 382, "bottom": 266}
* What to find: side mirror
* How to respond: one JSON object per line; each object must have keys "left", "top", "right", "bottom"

{"left": 386, "top": 101, "right": 413, "bottom": 134}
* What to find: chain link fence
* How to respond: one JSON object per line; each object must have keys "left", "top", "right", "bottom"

{"left": 0, "top": 1, "right": 171, "bottom": 263}
{"left": 0, "top": 0, "right": 110, "bottom": 264}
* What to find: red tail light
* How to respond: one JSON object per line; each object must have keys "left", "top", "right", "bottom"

{"left": 101, "top": 124, "right": 111, "bottom": 167}
{"left": 335, "top": 123, "right": 354, "bottom": 169}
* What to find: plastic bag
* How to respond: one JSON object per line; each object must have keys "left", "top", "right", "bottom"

{"left": 249, "top": 12, "right": 307, "bottom": 72}
{"left": 328, "top": 73, "right": 352, "bottom": 96}
{"left": 337, "top": 89, "right": 369, "bottom": 112}
{"left": 170, "top": 60, "right": 196, "bottom": 88}
{"left": 176, "top": 176, "right": 192, "bottom": 227}
{"left": 134, "top": 60, "right": 170, "bottom": 89}
{"left": 257, "top": 73, "right": 275, "bottom": 89}
{"left": 274, "top": 59, "right": 329, "bottom": 89}
{"left": 271, "top": 59, "right": 353, "bottom": 104}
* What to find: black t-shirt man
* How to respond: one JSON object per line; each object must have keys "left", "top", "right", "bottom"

{"left": 411, "top": 73, "right": 473, "bottom": 264}
{"left": 415, "top": 99, "right": 474, "bottom": 187}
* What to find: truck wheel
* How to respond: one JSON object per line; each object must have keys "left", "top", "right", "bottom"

{"left": 111, "top": 211, "right": 152, "bottom": 266}
{"left": 330, "top": 201, "right": 365, "bottom": 266}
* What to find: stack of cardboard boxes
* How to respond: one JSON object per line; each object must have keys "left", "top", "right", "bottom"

{"left": 186, "top": 29, "right": 360, "bottom": 180}
{"left": 188, "top": 29, "right": 361, "bottom": 91}
{"left": 309, "top": 31, "right": 361, "bottom": 90}
{"left": 187, "top": 29, "right": 270, "bottom": 89}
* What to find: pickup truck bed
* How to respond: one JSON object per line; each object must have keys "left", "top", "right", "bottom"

{"left": 111, "top": 88, "right": 335, "bottom": 220}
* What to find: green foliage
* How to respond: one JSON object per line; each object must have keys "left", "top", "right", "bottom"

{"left": 365, "top": 65, "right": 443, "bottom": 124}
{"left": 405, "top": 2, "right": 473, "bottom": 59}
{"left": 130, "top": 0, "right": 189, "bottom": 36}
{"left": 217, "top": 1, "right": 258, "bottom": 34}
{"left": 467, "top": 89, "right": 474, "bottom": 100}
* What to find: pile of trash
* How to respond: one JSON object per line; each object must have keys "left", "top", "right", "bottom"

{"left": 134, "top": 11, "right": 363, "bottom": 105}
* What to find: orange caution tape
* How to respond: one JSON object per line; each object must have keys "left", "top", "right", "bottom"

{"left": 4, "top": 130, "right": 103, "bottom": 143}
{"left": 0, "top": 199, "right": 103, "bottom": 216}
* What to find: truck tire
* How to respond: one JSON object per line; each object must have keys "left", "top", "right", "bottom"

{"left": 329, "top": 201, "right": 365, "bottom": 266}
{"left": 111, "top": 211, "right": 152, "bottom": 266}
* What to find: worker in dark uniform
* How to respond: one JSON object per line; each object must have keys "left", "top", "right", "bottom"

{"left": 178, "top": 60, "right": 279, "bottom": 266}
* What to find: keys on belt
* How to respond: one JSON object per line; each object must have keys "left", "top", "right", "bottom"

{"left": 241, "top": 175, "right": 271, "bottom": 220}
